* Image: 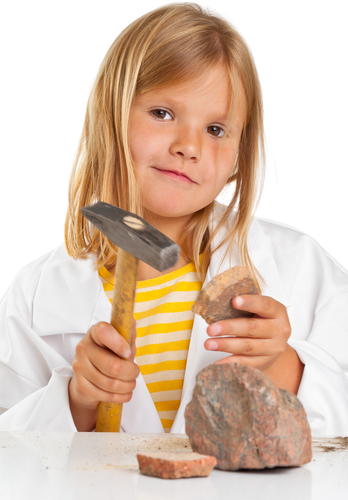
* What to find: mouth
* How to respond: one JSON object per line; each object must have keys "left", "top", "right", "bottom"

{"left": 153, "top": 167, "right": 195, "bottom": 184}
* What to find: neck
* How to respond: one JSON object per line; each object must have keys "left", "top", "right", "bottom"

{"left": 142, "top": 212, "right": 193, "bottom": 245}
{"left": 136, "top": 249, "right": 190, "bottom": 281}
{"left": 136, "top": 212, "right": 193, "bottom": 281}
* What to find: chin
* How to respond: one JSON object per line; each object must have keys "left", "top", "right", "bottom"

{"left": 144, "top": 197, "right": 183, "bottom": 213}
{"left": 144, "top": 203, "right": 193, "bottom": 220}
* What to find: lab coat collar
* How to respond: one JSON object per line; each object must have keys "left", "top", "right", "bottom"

{"left": 32, "top": 245, "right": 111, "bottom": 337}
{"left": 247, "top": 217, "right": 290, "bottom": 306}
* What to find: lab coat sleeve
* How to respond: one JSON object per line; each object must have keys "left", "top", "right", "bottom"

{"left": 272, "top": 227, "right": 348, "bottom": 437}
{"left": 0, "top": 255, "right": 77, "bottom": 431}
{"left": 289, "top": 286, "right": 348, "bottom": 437}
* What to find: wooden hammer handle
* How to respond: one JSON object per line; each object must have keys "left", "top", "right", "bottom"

{"left": 95, "top": 248, "right": 138, "bottom": 432}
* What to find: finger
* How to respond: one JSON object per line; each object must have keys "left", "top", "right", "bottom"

{"left": 90, "top": 322, "right": 132, "bottom": 359}
{"left": 80, "top": 357, "right": 137, "bottom": 395}
{"left": 71, "top": 373, "right": 134, "bottom": 406}
{"left": 204, "top": 337, "right": 274, "bottom": 357}
{"left": 91, "top": 348, "right": 140, "bottom": 381}
{"left": 232, "top": 295, "right": 283, "bottom": 319}
{"left": 75, "top": 340, "right": 140, "bottom": 381}
{"left": 207, "top": 316, "right": 273, "bottom": 339}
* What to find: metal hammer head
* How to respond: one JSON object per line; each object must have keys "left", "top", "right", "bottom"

{"left": 81, "top": 202, "right": 180, "bottom": 272}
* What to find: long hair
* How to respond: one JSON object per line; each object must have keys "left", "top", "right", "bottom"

{"left": 64, "top": 2, "right": 265, "bottom": 288}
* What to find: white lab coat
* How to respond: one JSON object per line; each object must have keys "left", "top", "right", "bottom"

{"left": 1, "top": 214, "right": 348, "bottom": 436}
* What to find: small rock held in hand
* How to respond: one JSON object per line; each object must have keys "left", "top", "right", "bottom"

{"left": 137, "top": 451, "right": 217, "bottom": 479}
{"left": 185, "top": 363, "right": 312, "bottom": 470}
{"left": 192, "top": 266, "right": 259, "bottom": 324}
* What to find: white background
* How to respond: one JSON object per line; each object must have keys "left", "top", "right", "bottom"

{"left": 1, "top": 0, "right": 347, "bottom": 299}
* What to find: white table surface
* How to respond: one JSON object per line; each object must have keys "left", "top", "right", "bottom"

{"left": 1, "top": 431, "right": 348, "bottom": 500}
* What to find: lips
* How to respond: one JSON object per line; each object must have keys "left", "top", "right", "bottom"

{"left": 153, "top": 167, "right": 195, "bottom": 183}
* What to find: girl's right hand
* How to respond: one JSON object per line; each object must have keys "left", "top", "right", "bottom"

{"left": 68, "top": 321, "right": 139, "bottom": 431}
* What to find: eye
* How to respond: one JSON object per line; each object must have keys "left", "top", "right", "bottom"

{"left": 207, "top": 125, "right": 224, "bottom": 137}
{"left": 150, "top": 108, "right": 172, "bottom": 120}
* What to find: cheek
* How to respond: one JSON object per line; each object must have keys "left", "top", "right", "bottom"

{"left": 129, "top": 112, "right": 155, "bottom": 164}
{"left": 130, "top": 126, "right": 164, "bottom": 169}
{"left": 129, "top": 128, "right": 148, "bottom": 163}
{"left": 204, "top": 146, "right": 237, "bottom": 186}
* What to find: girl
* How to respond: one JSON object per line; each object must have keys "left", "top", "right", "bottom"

{"left": 1, "top": 3, "right": 348, "bottom": 435}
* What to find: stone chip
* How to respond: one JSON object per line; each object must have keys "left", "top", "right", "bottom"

{"left": 137, "top": 451, "right": 217, "bottom": 479}
{"left": 192, "top": 266, "right": 259, "bottom": 324}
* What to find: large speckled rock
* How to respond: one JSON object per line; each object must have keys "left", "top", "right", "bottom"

{"left": 192, "top": 266, "right": 259, "bottom": 324}
{"left": 185, "top": 363, "right": 312, "bottom": 470}
{"left": 137, "top": 451, "right": 217, "bottom": 479}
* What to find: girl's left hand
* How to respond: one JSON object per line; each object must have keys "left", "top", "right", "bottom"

{"left": 204, "top": 294, "right": 291, "bottom": 372}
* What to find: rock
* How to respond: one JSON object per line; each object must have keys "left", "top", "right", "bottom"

{"left": 192, "top": 266, "right": 259, "bottom": 324}
{"left": 137, "top": 451, "right": 217, "bottom": 479}
{"left": 185, "top": 363, "right": 312, "bottom": 470}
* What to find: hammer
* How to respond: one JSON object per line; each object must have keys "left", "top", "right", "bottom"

{"left": 81, "top": 202, "right": 180, "bottom": 432}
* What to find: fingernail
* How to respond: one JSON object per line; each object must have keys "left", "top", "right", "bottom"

{"left": 234, "top": 296, "right": 243, "bottom": 307}
{"left": 207, "top": 340, "right": 218, "bottom": 350}
{"left": 124, "top": 348, "right": 131, "bottom": 359}
{"left": 209, "top": 324, "right": 221, "bottom": 336}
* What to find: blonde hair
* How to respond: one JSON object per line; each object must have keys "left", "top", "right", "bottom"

{"left": 64, "top": 2, "right": 265, "bottom": 288}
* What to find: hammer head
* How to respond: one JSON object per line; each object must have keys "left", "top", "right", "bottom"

{"left": 81, "top": 202, "right": 180, "bottom": 272}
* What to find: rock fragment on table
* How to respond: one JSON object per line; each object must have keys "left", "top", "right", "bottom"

{"left": 185, "top": 363, "right": 312, "bottom": 470}
{"left": 192, "top": 266, "right": 259, "bottom": 324}
{"left": 137, "top": 451, "right": 217, "bottom": 479}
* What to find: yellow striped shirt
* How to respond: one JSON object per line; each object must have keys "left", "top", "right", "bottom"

{"left": 99, "top": 261, "right": 202, "bottom": 432}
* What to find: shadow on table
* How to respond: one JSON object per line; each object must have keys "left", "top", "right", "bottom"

{"left": 135, "top": 465, "right": 312, "bottom": 500}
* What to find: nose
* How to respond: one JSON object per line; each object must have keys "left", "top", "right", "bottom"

{"left": 169, "top": 127, "right": 201, "bottom": 161}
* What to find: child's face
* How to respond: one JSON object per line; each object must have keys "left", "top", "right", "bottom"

{"left": 129, "top": 64, "right": 246, "bottom": 228}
